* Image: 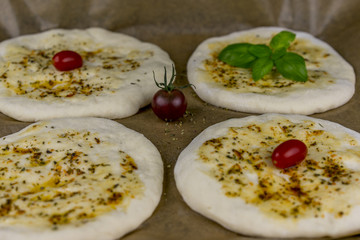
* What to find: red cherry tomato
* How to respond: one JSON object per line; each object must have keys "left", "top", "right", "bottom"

{"left": 52, "top": 50, "right": 83, "bottom": 71}
{"left": 271, "top": 139, "right": 307, "bottom": 169}
{"left": 151, "top": 89, "right": 187, "bottom": 121}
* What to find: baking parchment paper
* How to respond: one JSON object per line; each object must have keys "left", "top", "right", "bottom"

{"left": 0, "top": 0, "right": 359, "bottom": 239}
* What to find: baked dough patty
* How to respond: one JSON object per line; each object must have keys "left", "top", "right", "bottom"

{"left": 175, "top": 113, "right": 360, "bottom": 238}
{"left": 0, "top": 117, "right": 163, "bottom": 240}
{"left": 187, "top": 27, "right": 355, "bottom": 115}
{"left": 0, "top": 28, "right": 174, "bottom": 121}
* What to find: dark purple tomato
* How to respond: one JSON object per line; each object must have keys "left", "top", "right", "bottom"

{"left": 151, "top": 89, "right": 187, "bottom": 121}
{"left": 52, "top": 50, "right": 83, "bottom": 71}
{"left": 271, "top": 139, "right": 307, "bottom": 169}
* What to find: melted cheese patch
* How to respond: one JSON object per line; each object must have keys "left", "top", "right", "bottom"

{"left": 203, "top": 35, "right": 335, "bottom": 94}
{"left": 197, "top": 118, "right": 360, "bottom": 219}
{"left": 0, "top": 37, "right": 153, "bottom": 100}
{"left": 0, "top": 124, "right": 143, "bottom": 229}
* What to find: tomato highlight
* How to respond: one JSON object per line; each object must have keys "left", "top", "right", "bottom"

{"left": 271, "top": 139, "right": 307, "bottom": 169}
{"left": 52, "top": 50, "right": 83, "bottom": 71}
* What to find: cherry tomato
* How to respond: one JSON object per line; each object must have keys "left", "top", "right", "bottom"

{"left": 151, "top": 89, "right": 187, "bottom": 121}
{"left": 271, "top": 139, "right": 307, "bottom": 169}
{"left": 52, "top": 50, "right": 83, "bottom": 71}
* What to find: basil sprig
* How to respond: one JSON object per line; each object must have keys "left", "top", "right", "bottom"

{"left": 218, "top": 31, "right": 308, "bottom": 82}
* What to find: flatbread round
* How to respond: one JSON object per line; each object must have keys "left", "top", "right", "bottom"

{"left": 175, "top": 113, "right": 360, "bottom": 238}
{"left": 0, "top": 28, "right": 174, "bottom": 121}
{"left": 0, "top": 117, "right": 163, "bottom": 240}
{"left": 187, "top": 27, "right": 355, "bottom": 115}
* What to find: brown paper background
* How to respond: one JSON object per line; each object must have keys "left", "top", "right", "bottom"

{"left": 0, "top": 0, "right": 359, "bottom": 239}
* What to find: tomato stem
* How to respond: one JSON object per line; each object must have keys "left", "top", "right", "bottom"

{"left": 153, "top": 64, "right": 195, "bottom": 92}
{"left": 153, "top": 64, "right": 176, "bottom": 92}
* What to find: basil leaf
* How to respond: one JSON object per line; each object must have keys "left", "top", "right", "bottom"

{"left": 271, "top": 48, "right": 287, "bottom": 60}
{"left": 275, "top": 52, "right": 308, "bottom": 82}
{"left": 252, "top": 57, "right": 274, "bottom": 81}
{"left": 248, "top": 44, "right": 271, "bottom": 58}
{"left": 270, "top": 31, "right": 296, "bottom": 51}
{"left": 218, "top": 43, "right": 256, "bottom": 68}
